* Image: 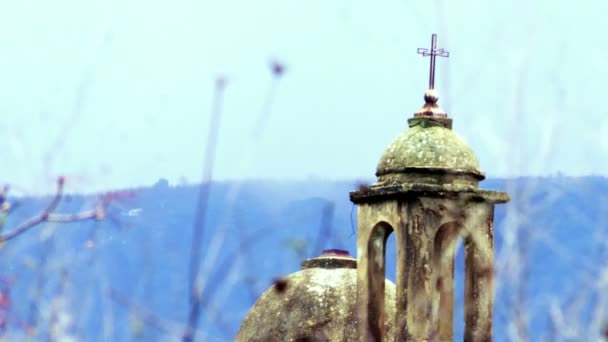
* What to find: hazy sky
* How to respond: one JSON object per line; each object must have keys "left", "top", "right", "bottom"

{"left": 0, "top": 0, "right": 606, "bottom": 194}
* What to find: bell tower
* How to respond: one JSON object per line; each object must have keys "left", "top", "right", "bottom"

{"left": 350, "top": 34, "right": 509, "bottom": 341}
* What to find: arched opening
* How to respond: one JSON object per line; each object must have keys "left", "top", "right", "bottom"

{"left": 433, "top": 221, "right": 463, "bottom": 341}
{"left": 364, "top": 221, "right": 394, "bottom": 341}
{"left": 454, "top": 235, "right": 465, "bottom": 341}
{"left": 385, "top": 233, "right": 397, "bottom": 283}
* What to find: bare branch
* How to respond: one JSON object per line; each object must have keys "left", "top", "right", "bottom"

{"left": 46, "top": 211, "right": 99, "bottom": 223}
{"left": 183, "top": 77, "right": 226, "bottom": 342}
{"left": 0, "top": 177, "right": 65, "bottom": 243}
{"left": 0, "top": 178, "right": 113, "bottom": 243}
{"left": 109, "top": 289, "right": 182, "bottom": 336}
{"left": 109, "top": 289, "right": 223, "bottom": 341}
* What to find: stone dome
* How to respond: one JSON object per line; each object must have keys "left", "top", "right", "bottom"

{"left": 236, "top": 250, "right": 396, "bottom": 341}
{"left": 377, "top": 124, "right": 480, "bottom": 176}
{"left": 373, "top": 116, "right": 486, "bottom": 189}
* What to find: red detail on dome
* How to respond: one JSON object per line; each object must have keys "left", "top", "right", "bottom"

{"left": 321, "top": 249, "right": 351, "bottom": 257}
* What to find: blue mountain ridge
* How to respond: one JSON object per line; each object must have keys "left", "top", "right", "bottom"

{"left": 0, "top": 176, "right": 606, "bottom": 341}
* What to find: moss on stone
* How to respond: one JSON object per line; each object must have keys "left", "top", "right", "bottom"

{"left": 376, "top": 125, "right": 480, "bottom": 176}
{"left": 236, "top": 267, "right": 396, "bottom": 341}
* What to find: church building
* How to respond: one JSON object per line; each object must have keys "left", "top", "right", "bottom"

{"left": 237, "top": 34, "right": 509, "bottom": 342}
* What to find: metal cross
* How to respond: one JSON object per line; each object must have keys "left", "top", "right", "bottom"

{"left": 417, "top": 33, "right": 449, "bottom": 89}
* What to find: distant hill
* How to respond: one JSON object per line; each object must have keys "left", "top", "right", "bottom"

{"left": 0, "top": 176, "right": 606, "bottom": 341}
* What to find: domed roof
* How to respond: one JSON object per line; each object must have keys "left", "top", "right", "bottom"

{"left": 376, "top": 123, "right": 480, "bottom": 176}
{"left": 237, "top": 250, "right": 396, "bottom": 341}
{"left": 374, "top": 89, "right": 484, "bottom": 185}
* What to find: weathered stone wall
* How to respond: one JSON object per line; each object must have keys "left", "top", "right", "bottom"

{"left": 356, "top": 196, "right": 496, "bottom": 341}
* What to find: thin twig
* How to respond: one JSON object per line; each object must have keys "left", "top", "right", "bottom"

{"left": 109, "top": 289, "right": 225, "bottom": 342}
{"left": 0, "top": 179, "right": 113, "bottom": 243}
{"left": 312, "top": 202, "right": 335, "bottom": 257}
{"left": 0, "top": 177, "right": 65, "bottom": 242}
{"left": 183, "top": 78, "right": 226, "bottom": 342}
{"left": 109, "top": 289, "right": 187, "bottom": 336}
{"left": 45, "top": 210, "right": 100, "bottom": 223}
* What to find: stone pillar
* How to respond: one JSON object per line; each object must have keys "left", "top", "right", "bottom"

{"left": 463, "top": 203, "right": 495, "bottom": 342}
{"left": 399, "top": 199, "right": 441, "bottom": 341}
{"left": 392, "top": 198, "right": 461, "bottom": 341}
{"left": 356, "top": 203, "right": 397, "bottom": 342}
{"left": 394, "top": 205, "right": 408, "bottom": 341}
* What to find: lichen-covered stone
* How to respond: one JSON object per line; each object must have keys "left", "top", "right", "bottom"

{"left": 376, "top": 125, "right": 480, "bottom": 176}
{"left": 236, "top": 264, "right": 396, "bottom": 341}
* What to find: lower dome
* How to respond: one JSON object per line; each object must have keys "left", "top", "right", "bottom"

{"left": 237, "top": 251, "right": 396, "bottom": 341}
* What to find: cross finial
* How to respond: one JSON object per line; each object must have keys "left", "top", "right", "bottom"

{"left": 417, "top": 33, "right": 449, "bottom": 90}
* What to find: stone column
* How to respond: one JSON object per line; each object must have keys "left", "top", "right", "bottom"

{"left": 394, "top": 203, "right": 408, "bottom": 341}
{"left": 356, "top": 203, "right": 395, "bottom": 342}
{"left": 396, "top": 199, "right": 441, "bottom": 341}
{"left": 463, "top": 203, "right": 494, "bottom": 342}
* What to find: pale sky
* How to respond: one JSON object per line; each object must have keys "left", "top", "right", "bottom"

{"left": 0, "top": 0, "right": 606, "bottom": 194}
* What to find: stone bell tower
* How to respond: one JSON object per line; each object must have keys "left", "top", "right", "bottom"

{"left": 350, "top": 34, "right": 509, "bottom": 341}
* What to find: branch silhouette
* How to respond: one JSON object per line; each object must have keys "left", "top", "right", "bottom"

{"left": 0, "top": 177, "right": 114, "bottom": 243}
